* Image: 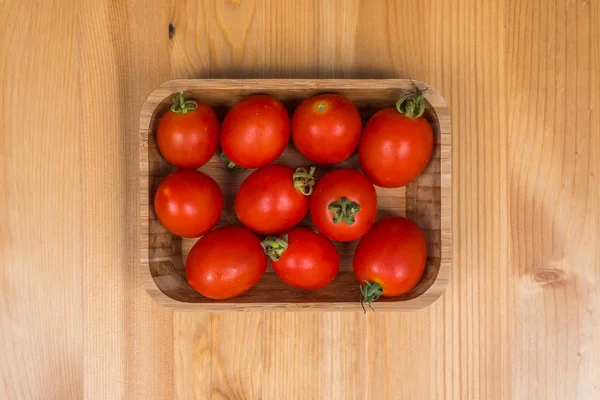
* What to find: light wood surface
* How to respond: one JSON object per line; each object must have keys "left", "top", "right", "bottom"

{"left": 1, "top": 0, "right": 598, "bottom": 399}
{"left": 140, "top": 79, "right": 451, "bottom": 311}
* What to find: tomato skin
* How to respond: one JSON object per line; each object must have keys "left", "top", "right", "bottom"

{"left": 309, "top": 169, "right": 377, "bottom": 242}
{"left": 266, "top": 227, "right": 340, "bottom": 290}
{"left": 153, "top": 169, "right": 223, "bottom": 238}
{"left": 186, "top": 226, "right": 267, "bottom": 299}
{"left": 221, "top": 95, "right": 290, "bottom": 168}
{"left": 234, "top": 164, "right": 310, "bottom": 235}
{"left": 291, "top": 94, "right": 362, "bottom": 164}
{"left": 353, "top": 216, "right": 427, "bottom": 297}
{"left": 358, "top": 108, "right": 434, "bottom": 188}
{"left": 156, "top": 100, "right": 219, "bottom": 169}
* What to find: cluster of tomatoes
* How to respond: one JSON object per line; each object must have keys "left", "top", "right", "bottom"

{"left": 153, "top": 87, "right": 433, "bottom": 311}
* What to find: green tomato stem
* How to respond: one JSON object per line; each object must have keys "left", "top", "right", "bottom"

{"left": 220, "top": 152, "right": 245, "bottom": 172}
{"left": 292, "top": 166, "right": 316, "bottom": 196}
{"left": 328, "top": 197, "right": 361, "bottom": 225}
{"left": 260, "top": 235, "right": 289, "bottom": 262}
{"left": 395, "top": 81, "right": 426, "bottom": 119}
{"left": 360, "top": 281, "right": 383, "bottom": 313}
{"left": 171, "top": 90, "right": 199, "bottom": 114}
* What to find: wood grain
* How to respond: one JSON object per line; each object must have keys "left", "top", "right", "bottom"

{"left": 507, "top": 0, "right": 600, "bottom": 398}
{"left": 139, "top": 79, "right": 451, "bottom": 311}
{"left": 1, "top": 0, "right": 598, "bottom": 399}
{"left": 1, "top": 0, "right": 174, "bottom": 399}
{"left": 0, "top": 1, "right": 82, "bottom": 399}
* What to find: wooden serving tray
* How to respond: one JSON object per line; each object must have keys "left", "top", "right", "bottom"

{"left": 139, "top": 79, "right": 451, "bottom": 311}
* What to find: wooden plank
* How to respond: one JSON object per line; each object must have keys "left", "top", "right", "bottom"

{"left": 83, "top": 1, "right": 175, "bottom": 399}
{"left": 0, "top": 0, "right": 174, "bottom": 398}
{"left": 78, "top": 0, "right": 130, "bottom": 396}
{"left": 174, "top": 313, "right": 212, "bottom": 399}
{"left": 506, "top": 0, "right": 600, "bottom": 398}
{"left": 262, "top": 313, "right": 368, "bottom": 399}
{"left": 174, "top": 313, "right": 263, "bottom": 400}
{"left": 0, "top": 1, "right": 83, "bottom": 399}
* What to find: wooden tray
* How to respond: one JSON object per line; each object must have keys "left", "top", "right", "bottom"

{"left": 139, "top": 79, "right": 451, "bottom": 311}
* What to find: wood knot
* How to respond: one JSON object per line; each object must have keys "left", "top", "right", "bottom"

{"left": 533, "top": 268, "right": 567, "bottom": 285}
{"left": 168, "top": 23, "right": 174, "bottom": 38}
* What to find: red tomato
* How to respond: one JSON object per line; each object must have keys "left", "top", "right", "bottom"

{"left": 221, "top": 95, "right": 290, "bottom": 168}
{"left": 353, "top": 216, "right": 427, "bottom": 311}
{"left": 186, "top": 226, "right": 267, "bottom": 299}
{"left": 153, "top": 169, "right": 223, "bottom": 238}
{"left": 156, "top": 91, "right": 219, "bottom": 169}
{"left": 358, "top": 87, "right": 434, "bottom": 187}
{"left": 291, "top": 93, "right": 362, "bottom": 164}
{"left": 309, "top": 169, "right": 377, "bottom": 242}
{"left": 261, "top": 227, "right": 340, "bottom": 290}
{"left": 234, "top": 164, "right": 315, "bottom": 235}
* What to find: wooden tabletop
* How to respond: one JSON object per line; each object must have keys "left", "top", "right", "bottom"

{"left": 1, "top": 1, "right": 598, "bottom": 399}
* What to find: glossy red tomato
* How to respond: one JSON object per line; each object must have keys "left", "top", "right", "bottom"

{"left": 309, "top": 169, "right": 377, "bottom": 242}
{"left": 186, "top": 225, "right": 267, "bottom": 299}
{"left": 156, "top": 91, "right": 220, "bottom": 169}
{"left": 220, "top": 95, "right": 290, "bottom": 168}
{"left": 291, "top": 93, "right": 362, "bottom": 164}
{"left": 353, "top": 216, "right": 427, "bottom": 311}
{"left": 234, "top": 164, "right": 315, "bottom": 235}
{"left": 358, "top": 87, "right": 434, "bottom": 187}
{"left": 153, "top": 169, "right": 223, "bottom": 238}
{"left": 261, "top": 227, "right": 340, "bottom": 290}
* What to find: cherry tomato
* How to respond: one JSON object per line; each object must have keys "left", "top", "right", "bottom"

{"left": 358, "top": 87, "right": 434, "bottom": 187}
{"left": 234, "top": 164, "right": 315, "bottom": 235}
{"left": 353, "top": 216, "right": 427, "bottom": 311}
{"left": 153, "top": 169, "right": 223, "bottom": 238}
{"left": 156, "top": 91, "right": 219, "bottom": 169}
{"left": 221, "top": 95, "right": 290, "bottom": 168}
{"left": 261, "top": 227, "right": 340, "bottom": 290}
{"left": 291, "top": 93, "right": 362, "bottom": 164}
{"left": 309, "top": 169, "right": 377, "bottom": 242}
{"left": 186, "top": 226, "right": 267, "bottom": 299}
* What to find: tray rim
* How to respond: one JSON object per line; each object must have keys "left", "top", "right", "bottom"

{"left": 139, "top": 78, "right": 451, "bottom": 312}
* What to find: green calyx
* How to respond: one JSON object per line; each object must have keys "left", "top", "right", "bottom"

{"left": 260, "top": 235, "right": 289, "bottom": 262}
{"left": 360, "top": 281, "right": 383, "bottom": 313}
{"left": 171, "top": 90, "right": 199, "bottom": 114}
{"left": 328, "top": 197, "right": 360, "bottom": 225}
{"left": 293, "top": 166, "right": 316, "bottom": 196}
{"left": 395, "top": 81, "right": 426, "bottom": 119}
{"left": 220, "top": 152, "right": 244, "bottom": 172}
